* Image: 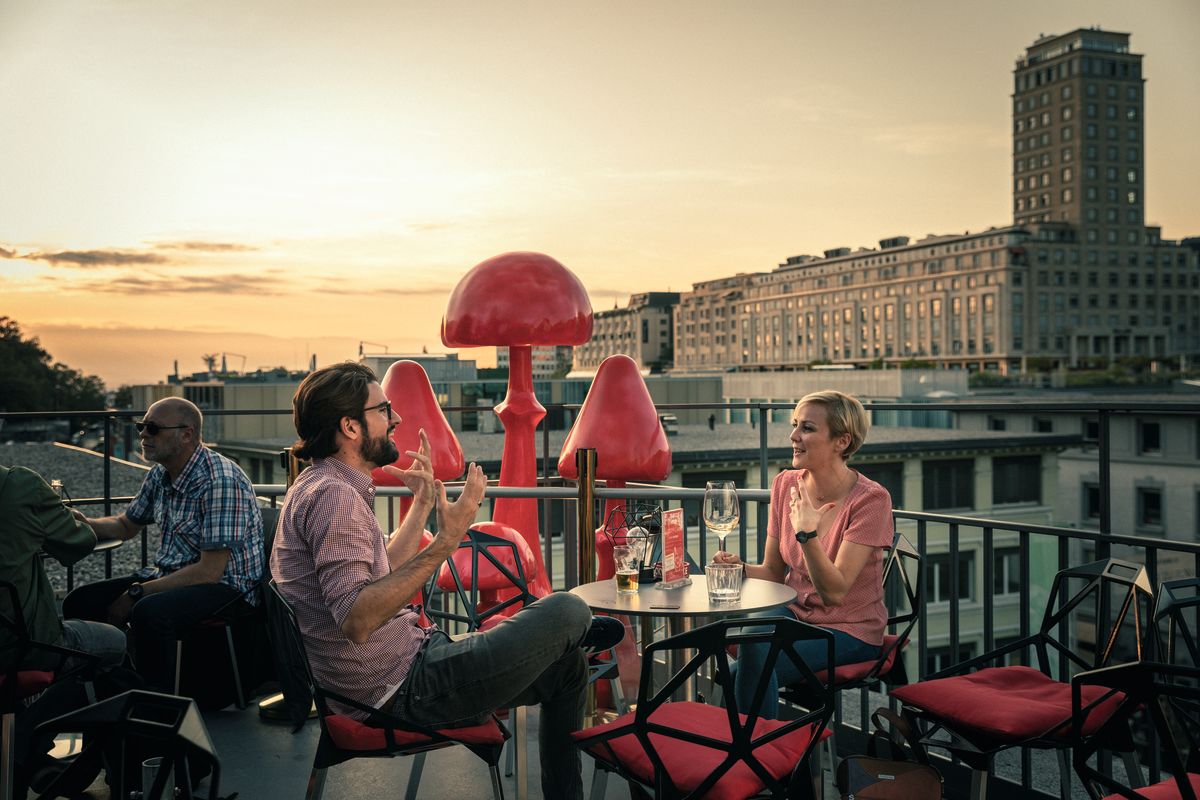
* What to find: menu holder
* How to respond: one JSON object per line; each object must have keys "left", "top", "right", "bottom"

{"left": 655, "top": 508, "right": 692, "bottom": 589}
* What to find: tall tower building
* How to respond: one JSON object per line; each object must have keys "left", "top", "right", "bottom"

{"left": 1012, "top": 29, "right": 1145, "bottom": 242}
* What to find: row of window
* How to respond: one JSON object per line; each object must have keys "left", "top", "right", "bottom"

{"left": 1014, "top": 77, "right": 1138, "bottom": 112}
{"left": 1014, "top": 145, "right": 1140, "bottom": 175}
{"left": 854, "top": 455, "right": 1041, "bottom": 512}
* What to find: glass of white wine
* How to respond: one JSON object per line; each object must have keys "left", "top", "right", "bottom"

{"left": 703, "top": 480, "right": 740, "bottom": 557}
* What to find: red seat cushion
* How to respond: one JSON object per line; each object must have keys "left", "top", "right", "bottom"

{"left": 1101, "top": 773, "right": 1200, "bottom": 799}
{"left": 571, "top": 702, "right": 830, "bottom": 800}
{"left": 0, "top": 670, "right": 56, "bottom": 700}
{"left": 323, "top": 714, "right": 506, "bottom": 751}
{"left": 816, "top": 634, "right": 904, "bottom": 685}
{"left": 891, "top": 666, "right": 1124, "bottom": 747}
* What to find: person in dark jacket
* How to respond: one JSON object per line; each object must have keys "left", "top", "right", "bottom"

{"left": 0, "top": 464, "right": 125, "bottom": 671}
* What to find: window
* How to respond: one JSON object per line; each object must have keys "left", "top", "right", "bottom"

{"left": 998, "top": 634, "right": 1030, "bottom": 666}
{"left": 1034, "top": 417, "right": 1053, "bottom": 433}
{"left": 923, "top": 459, "right": 974, "bottom": 510}
{"left": 988, "top": 416, "right": 1007, "bottom": 432}
{"left": 1137, "top": 420, "right": 1161, "bottom": 454}
{"left": 1083, "top": 418, "right": 1100, "bottom": 442}
{"left": 1137, "top": 488, "right": 1163, "bottom": 528}
{"left": 1083, "top": 483, "right": 1101, "bottom": 521}
{"left": 857, "top": 462, "right": 904, "bottom": 508}
{"left": 926, "top": 643, "right": 977, "bottom": 676}
{"left": 993, "top": 547, "right": 1021, "bottom": 596}
{"left": 993, "top": 455, "right": 1042, "bottom": 504}
{"left": 929, "top": 552, "right": 976, "bottom": 604}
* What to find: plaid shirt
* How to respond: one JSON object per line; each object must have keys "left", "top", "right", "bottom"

{"left": 271, "top": 457, "right": 433, "bottom": 719}
{"left": 125, "top": 445, "right": 264, "bottom": 602}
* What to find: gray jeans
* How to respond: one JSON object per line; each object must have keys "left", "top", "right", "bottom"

{"left": 60, "top": 619, "right": 127, "bottom": 672}
{"left": 389, "top": 592, "right": 592, "bottom": 800}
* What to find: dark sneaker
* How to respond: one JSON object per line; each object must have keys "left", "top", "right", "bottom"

{"left": 582, "top": 615, "right": 625, "bottom": 653}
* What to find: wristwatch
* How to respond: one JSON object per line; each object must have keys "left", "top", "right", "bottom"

{"left": 794, "top": 530, "right": 819, "bottom": 544}
{"left": 127, "top": 583, "right": 145, "bottom": 601}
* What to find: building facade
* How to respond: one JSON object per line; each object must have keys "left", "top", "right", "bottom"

{"left": 495, "top": 345, "right": 573, "bottom": 378}
{"left": 573, "top": 292, "right": 680, "bottom": 374}
{"left": 672, "top": 29, "right": 1200, "bottom": 375}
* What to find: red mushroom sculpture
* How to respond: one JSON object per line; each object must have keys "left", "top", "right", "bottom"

{"left": 442, "top": 252, "right": 593, "bottom": 596}
{"left": 371, "top": 360, "right": 465, "bottom": 506}
{"left": 558, "top": 354, "right": 672, "bottom": 578}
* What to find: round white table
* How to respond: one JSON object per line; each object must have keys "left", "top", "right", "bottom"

{"left": 571, "top": 576, "right": 797, "bottom": 701}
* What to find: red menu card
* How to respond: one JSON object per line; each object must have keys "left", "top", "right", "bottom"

{"left": 659, "top": 508, "right": 688, "bottom": 587}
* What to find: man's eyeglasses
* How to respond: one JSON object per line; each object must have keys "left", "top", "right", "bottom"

{"left": 364, "top": 400, "right": 392, "bottom": 419}
{"left": 134, "top": 421, "right": 190, "bottom": 436}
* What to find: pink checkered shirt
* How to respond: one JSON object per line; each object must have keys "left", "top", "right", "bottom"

{"left": 271, "top": 457, "right": 433, "bottom": 719}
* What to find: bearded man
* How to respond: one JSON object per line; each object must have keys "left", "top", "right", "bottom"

{"left": 272, "top": 361, "right": 618, "bottom": 800}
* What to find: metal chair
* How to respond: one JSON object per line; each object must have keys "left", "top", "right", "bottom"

{"left": 1071, "top": 660, "right": 1200, "bottom": 799}
{"left": 573, "top": 616, "right": 834, "bottom": 800}
{"left": 268, "top": 581, "right": 508, "bottom": 800}
{"left": 0, "top": 580, "right": 98, "bottom": 800}
{"left": 891, "top": 557, "right": 1154, "bottom": 800}
{"left": 170, "top": 505, "right": 280, "bottom": 710}
{"left": 780, "top": 532, "right": 922, "bottom": 772}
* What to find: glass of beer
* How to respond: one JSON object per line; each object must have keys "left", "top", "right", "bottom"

{"left": 613, "top": 545, "right": 640, "bottom": 594}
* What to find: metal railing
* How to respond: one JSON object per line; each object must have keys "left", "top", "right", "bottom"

{"left": 5, "top": 398, "right": 1199, "bottom": 798}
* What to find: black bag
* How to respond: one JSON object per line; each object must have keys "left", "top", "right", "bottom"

{"left": 837, "top": 708, "right": 942, "bottom": 799}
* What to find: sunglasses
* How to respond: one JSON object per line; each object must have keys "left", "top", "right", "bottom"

{"left": 134, "top": 421, "right": 190, "bottom": 436}
{"left": 364, "top": 400, "right": 392, "bottom": 418}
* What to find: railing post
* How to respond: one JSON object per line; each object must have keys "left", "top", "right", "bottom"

{"left": 102, "top": 412, "right": 113, "bottom": 516}
{"left": 1097, "top": 408, "right": 1112, "bottom": 559}
{"left": 757, "top": 405, "right": 769, "bottom": 553}
{"left": 574, "top": 448, "right": 597, "bottom": 588}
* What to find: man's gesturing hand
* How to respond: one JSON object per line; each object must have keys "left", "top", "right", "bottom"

{"left": 381, "top": 428, "right": 436, "bottom": 509}
{"left": 435, "top": 463, "right": 487, "bottom": 547}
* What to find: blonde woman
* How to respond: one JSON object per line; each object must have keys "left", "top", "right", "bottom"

{"left": 714, "top": 390, "right": 893, "bottom": 718}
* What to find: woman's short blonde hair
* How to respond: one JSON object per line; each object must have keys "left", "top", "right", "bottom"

{"left": 796, "top": 390, "right": 870, "bottom": 460}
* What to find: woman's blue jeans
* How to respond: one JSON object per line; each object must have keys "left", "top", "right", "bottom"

{"left": 731, "top": 605, "right": 879, "bottom": 720}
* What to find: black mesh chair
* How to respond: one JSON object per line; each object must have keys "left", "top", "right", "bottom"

{"left": 892, "top": 558, "right": 1154, "bottom": 800}
{"left": 0, "top": 580, "right": 98, "bottom": 800}
{"left": 269, "top": 581, "right": 508, "bottom": 800}
{"left": 1071, "top": 660, "right": 1200, "bottom": 799}
{"left": 573, "top": 616, "right": 834, "bottom": 800}
{"left": 33, "top": 689, "right": 221, "bottom": 800}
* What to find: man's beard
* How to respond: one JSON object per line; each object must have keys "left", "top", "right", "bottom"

{"left": 360, "top": 429, "right": 400, "bottom": 468}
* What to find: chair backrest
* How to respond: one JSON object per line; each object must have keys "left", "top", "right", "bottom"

{"left": 635, "top": 616, "right": 834, "bottom": 799}
{"left": 1154, "top": 577, "right": 1200, "bottom": 667}
{"left": 1037, "top": 558, "right": 1153, "bottom": 674}
{"left": 266, "top": 581, "right": 327, "bottom": 719}
{"left": 874, "top": 532, "right": 922, "bottom": 681}
{"left": 424, "top": 528, "right": 536, "bottom": 632}
{"left": 1071, "top": 660, "right": 1200, "bottom": 800}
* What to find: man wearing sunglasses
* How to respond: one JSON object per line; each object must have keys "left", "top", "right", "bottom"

{"left": 272, "top": 362, "right": 600, "bottom": 800}
{"left": 64, "top": 397, "right": 264, "bottom": 694}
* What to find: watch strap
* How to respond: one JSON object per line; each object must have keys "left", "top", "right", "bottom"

{"left": 794, "top": 530, "right": 818, "bottom": 544}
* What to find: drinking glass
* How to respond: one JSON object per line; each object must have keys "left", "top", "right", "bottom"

{"left": 703, "top": 480, "right": 740, "bottom": 556}
{"left": 613, "top": 545, "right": 640, "bottom": 594}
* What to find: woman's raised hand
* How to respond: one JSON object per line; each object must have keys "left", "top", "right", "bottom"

{"left": 789, "top": 481, "right": 835, "bottom": 535}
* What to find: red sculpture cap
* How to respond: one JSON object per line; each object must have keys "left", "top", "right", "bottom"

{"left": 441, "top": 252, "right": 593, "bottom": 347}
{"left": 371, "top": 360, "right": 465, "bottom": 485}
{"left": 558, "top": 354, "right": 672, "bottom": 481}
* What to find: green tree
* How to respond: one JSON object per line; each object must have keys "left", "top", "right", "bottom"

{"left": 0, "top": 317, "right": 107, "bottom": 411}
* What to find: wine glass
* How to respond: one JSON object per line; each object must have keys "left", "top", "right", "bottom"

{"left": 703, "top": 480, "right": 740, "bottom": 557}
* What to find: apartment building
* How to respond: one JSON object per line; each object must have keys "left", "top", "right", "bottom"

{"left": 573, "top": 292, "right": 680, "bottom": 374}
{"left": 672, "top": 29, "right": 1200, "bottom": 375}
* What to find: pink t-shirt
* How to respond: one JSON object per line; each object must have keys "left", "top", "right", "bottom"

{"left": 768, "top": 468, "right": 894, "bottom": 646}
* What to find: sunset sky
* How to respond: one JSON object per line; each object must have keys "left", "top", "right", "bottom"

{"left": 2, "top": 0, "right": 1198, "bottom": 387}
